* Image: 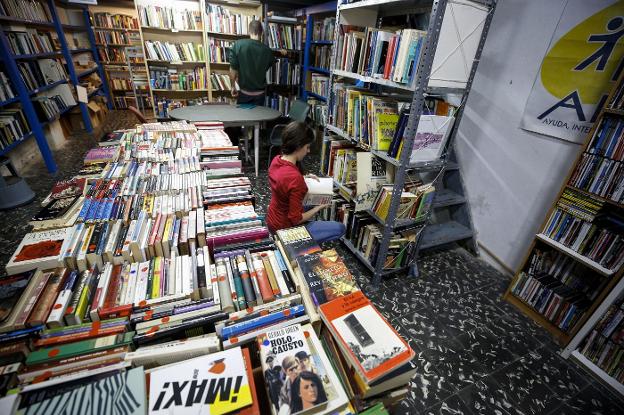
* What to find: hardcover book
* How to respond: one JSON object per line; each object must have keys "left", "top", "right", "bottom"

{"left": 295, "top": 249, "right": 359, "bottom": 306}
{"left": 0, "top": 270, "right": 35, "bottom": 333}
{"left": 258, "top": 324, "right": 329, "bottom": 415}
{"left": 303, "top": 177, "right": 333, "bottom": 206}
{"left": 408, "top": 115, "right": 455, "bottom": 163}
{"left": 149, "top": 346, "right": 253, "bottom": 415}
{"left": 276, "top": 226, "right": 321, "bottom": 265}
{"left": 6, "top": 227, "right": 72, "bottom": 275}
{"left": 319, "top": 291, "right": 414, "bottom": 383}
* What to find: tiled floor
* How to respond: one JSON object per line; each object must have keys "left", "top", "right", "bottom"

{"left": 1, "top": 111, "right": 623, "bottom": 414}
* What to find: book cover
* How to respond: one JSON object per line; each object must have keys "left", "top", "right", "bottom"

{"left": 319, "top": 291, "right": 414, "bottom": 383}
{"left": 276, "top": 227, "right": 321, "bottom": 264}
{"left": 409, "top": 115, "right": 455, "bottom": 163}
{"left": 296, "top": 249, "right": 359, "bottom": 306}
{"left": 0, "top": 270, "right": 34, "bottom": 324}
{"left": 149, "top": 347, "right": 253, "bottom": 415}
{"left": 303, "top": 177, "right": 333, "bottom": 206}
{"left": 6, "top": 228, "right": 72, "bottom": 275}
{"left": 31, "top": 196, "right": 80, "bottom": 222}
{"left": 22, "top": 366, "right": 146, "bottom": 415}
{"left": 258, "top": 324, "right": 329, "bottom": 415}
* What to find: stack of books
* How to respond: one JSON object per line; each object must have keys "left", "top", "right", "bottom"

{"left": 371, "top": 183, "right": 435, "bottom": 222}
{"left": 0, "top": 70, "right": 15, "bottom": 102}
{"left": 91, "top": 12, "right": 139, "bottom": 29}
{"left": 267, "top": 23, "right": 302, "bottom": 50}
{"left": 210, "top": 72, "right": 235, "bottom": 92}
{"left": 569, "top": 115, "right": 624, "bottom": 203}
{"left": 313, "top": 17, "right": 335, "bottom": 41}
{"left": 336, "top": 25, "right": 427, "bottom": 86}
{"left": 5, "top": 30, "right": 55, "bottom": 55}
{"left": 144, "top": 40, "right": 205, "bottom": 62}
{"left": 31, "top": 94, "right": 70, "bottom": 121}
{"left": 0, "top": 120, "right": 418, "bottom": 414}
{"left": 0, "top": 108, "right": 29, "bottom": 149}
{"left": 209, "top": 38, "right": 233, "bottom": 63}
{"left": 0, "top": 0, "right": 52, "bottom": 22}
{"left": 579, "top": 293, "right": 624, "bottom": 382}
{"left": 137, "top": 3, "right": 202, "bottom": 31}
{"left": 267, "top": 59, "right": 300, "bottom": 86}
{"left": 542, "top": 188, "right": 624, "bottom": 271}
{"left": 205, "top": 4, "right": 257, "bottom": 35}
{"left": 94, "top": 30, "right": 134, "bottom": 45}
{"left": 511, "top": 247, "right": 607, "bottom": 333}
{"left": 150, "top": 66, "right": 208, "bottom": 91}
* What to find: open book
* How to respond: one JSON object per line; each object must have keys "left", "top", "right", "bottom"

{"left": 303, "top": 177, "right": 333, "bottom": 205}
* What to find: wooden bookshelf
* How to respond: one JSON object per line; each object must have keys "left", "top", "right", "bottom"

{"left": 503, "top": 71, "right": 624, "bottom": 347}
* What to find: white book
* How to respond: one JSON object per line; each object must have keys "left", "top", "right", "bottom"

{"left": 103, "top": 220, "right": 122, "bottom": 264}
{"left": 125, "top": 334, "right": 219, "bottom": 370}
{"left": 303, "top": 176, "right": 333, "bottom": 205}
{"left": 409, "top": 115, "right": 455, "bottom": 163}
{"left": 6, "top": 227, "right": 72, "bottom": 275}
{"left": 134, "top": 260, "right": 150, "bottom": 305}
{"left": 90, "top": 263, "right": 112, "bottom": 322}
{"left": 76, "top": 224, "right": 94, "bottom": 272}
{"left": 267, "top": 250, "right": 289, "bottom": 296}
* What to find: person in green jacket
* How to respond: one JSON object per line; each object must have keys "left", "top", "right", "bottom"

{"left": 229, "top": 20, "right": 287, "bottom": 105}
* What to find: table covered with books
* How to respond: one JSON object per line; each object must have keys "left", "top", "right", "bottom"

{"left": 0, "top": 121, "right": 416, "bottom": 415}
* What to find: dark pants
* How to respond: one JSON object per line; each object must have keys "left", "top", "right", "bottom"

{"left": 237, "top": 92, "right": 265, "bottom": 106}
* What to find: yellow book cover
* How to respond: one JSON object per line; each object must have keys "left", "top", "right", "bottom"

{"left": 375, "top": 113, "right": 400, "bottom": 152}
{"left": 152, "top": 257, "right": 161, "bottom": 299}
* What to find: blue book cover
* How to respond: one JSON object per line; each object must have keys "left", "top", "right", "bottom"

{"left": 406, "top": 36, "right": 424, "bottom": 85}
{"left": 77, "top": 198, "right": 92, "bottom": 222}
{"left": 605, "top": 119, "right": 624, "bottom": 158}
{"left": 221, "top": 304, "right": 306, "bottom": 339}
{"left": 590, "top": 118, "right": 611, "bottom": 154}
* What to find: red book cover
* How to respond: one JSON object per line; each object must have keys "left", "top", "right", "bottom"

{"left": 383, "top": 36, "right": 396, "bottom": 79}
{"left": 319, "top": 291, "right": 414, "bottom": 383}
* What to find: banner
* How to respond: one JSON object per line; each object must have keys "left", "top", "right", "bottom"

{"left": 520, "top": 0, "right": 624, "bottom": 143}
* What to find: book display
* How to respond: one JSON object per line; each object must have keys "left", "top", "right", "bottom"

{"left": 318, "top": 0, "right": 492, "bottom": 282}
{"left": 0, "top": 114, "right": 418, "bottom": 413}
{"left": 504, "top": 70, "right": 624, "bottom": 355}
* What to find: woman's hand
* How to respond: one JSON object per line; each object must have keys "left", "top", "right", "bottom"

{"left": 305, "top": 174, "right": 320, "bottom": 182}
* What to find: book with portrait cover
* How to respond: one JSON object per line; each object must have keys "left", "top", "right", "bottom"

{"left": 148, "top": 346, "right": 253, "bottom": 415}
{"left": 0, "top": 270, "right": 36, "bottom": 333}
{"left": 258, "top": 324, "right": 330, "bottom": 415}
{"left": 6, "top": 228, "right": 72, "bottom": 275}
{"left": 275, "top": 226, "right": 321, "bottom": 265}
{"left": 319, "top": 290, "right": 414, "bottom": 383}
{"left": 295, "top": 249, "right": 359, "bottom": 306}
{"left": 21, "top": 366, "right": 146, "bottom": 415}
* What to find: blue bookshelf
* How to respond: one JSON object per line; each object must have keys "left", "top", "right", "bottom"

{"left": 300, "top": 1, "right": 336, "bottom": 102}
{"left": 0, "top": 0, "right": 112, "bottom": 172}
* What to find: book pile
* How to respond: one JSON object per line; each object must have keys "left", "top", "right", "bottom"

{"left": 150, "top": 66, "right": 208, "bottom": 91}
{"left": 267, "top": 59, "right": 300, "bottom": 86}
{"left": 370, "top": 183, "right": 435, "bottom": 223}
{"left": 144, "top": 40, "right": 205, "bottom": 62}
{"left": 137, "top": 3, "right": 202, "bottom": 31}
{"left": 510, "top": 247, "right": 606, "bottom": 333}
{"left": 313, "top": 17, "right": 335, "bottom": 41}
{"left": 542, "top": 188, "right": 624, "bottom": 271}
{"left": 17, "top": 59, "right": 67, "bottom": 91}
{"left": 91, "top": 12, "right": 138, "bottom": 29}
{"left": 210, "top": 72, "right": 236, "bottom": 92}
{"left": 0, "top": 108, "right": 29, "bottom": 149}
{"left": 95, "top": 30, "right": 134, "bottom": 45}
{"left": 569, "top": 115, "right": 624, "bottom": 203}
{"left": 0, "top": 120, "right": 418, "bottom": 414}
{"left": 579, "top": 292, "right": 624, "bottom": 382}
{"left": 205, "top": 4, "right": 257, "bottom": 35}
{"left": 312, "top": 45, "right": 331, "bottom": 69}
{"left": 30, "top": 177, "right": 85, "bottom": 231}
{"left": 266, "top": 93, "right": 291, "bottom": 116}
{"left": 209, "top": 38, "right": 233, "bottom": 63}
{"left": 6, "top": 30, "right": 55, "bottom": 55}
{"left": 266, "top": 23, "right": 303, "bottom": 50}
{"left": 336, "top": 25, "right": 427, "bottom": 86}
{"left": 0, "top": 0, "right": 52, "bottom": 22}
{"left": 311, "top": 74, "right": 329, "bottom": 97}
{"left": 0, "top": 70, "right": 15, "bottom": 102}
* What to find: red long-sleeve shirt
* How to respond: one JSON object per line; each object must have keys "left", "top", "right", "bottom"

{"left": 266, "top": 156, "right": 308, "bottom": 233}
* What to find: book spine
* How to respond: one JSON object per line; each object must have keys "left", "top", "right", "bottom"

{"left": 28, "top": 269, "right": 68, "bottom": 327}
{"left": 229, "top": 256, "right": 247, "bottom": 310}
{"left": 252, "top": 253, "right": 275, "bottom": 302}
{"left": 215, "top": 257, "right": 234, "bottom": 312}
{"left": 261, "top": 254, "right": 281, "bottom": 297}
{"left": 236, "top": 254, "right": 256, "bottom": 307}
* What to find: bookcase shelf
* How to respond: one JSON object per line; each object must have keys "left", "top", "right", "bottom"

{"left": 306, "top": 91, "right": 327, "bottom": 101}
{"left": 333, "top": 69, "right": 414, "bottom": 92}
{"left": 29, "top": 80, "right": 67, "bottom": 95}
{"left": 340, "top": 236, "right": 406, "bottom": 275}
{"left": 338, "top": 0, "right": 420, "bottom": 11}
{"left": 571, "top": 350, "right": 624, "bottom": 396}
{"left": 433, "top": 188, "right": 466, "bottom": 208}
{"left": 311, "top": 40, "right": 333, "bottom": 45}
{"left": 309, "top": 66, "right": 330, "bottom": 75}
{"left": 333, "top": 179, "right": 355, "bottom": 202}
{"left": 13, "top": 51, "right": 63, "bottom": 60}
{"left": 0, "top": 15, "right": 53, "bottom": 27}
{"left": 70, "top": 48, "right": 92, "bottom": 54}
{"left": 419, "top": 221, "right": 474, "bottom": 250}
{"left": 140, "top": 26, "right": 203, "bottom": 33}
{"left": 504, "top": 70, "right": 624, "bottom": 348}
{"left": 0, "top": 96, "right": 20, "bottom": 107}
{"left": 0, "top": 132, "right": 34, "bottom": 157}
{"left": 78, "top": 68, "right": 98, "bottom": 78}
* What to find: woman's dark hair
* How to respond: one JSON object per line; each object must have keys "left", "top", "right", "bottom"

{"left": 289, "top": 371, "right": 328, "bottom": 412}
{"left": 281, "top": 121, "right": 315, "bottom": 155}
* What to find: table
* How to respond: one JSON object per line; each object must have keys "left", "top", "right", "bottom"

{"left": 169, "top": 104, "right": 281, "bottom": 176}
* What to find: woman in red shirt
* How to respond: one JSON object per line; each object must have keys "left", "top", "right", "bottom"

{"left": 266, "top": 122, "right": 345, "bottom": 243}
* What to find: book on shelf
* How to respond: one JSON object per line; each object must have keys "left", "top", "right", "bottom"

{"left": 0, "top": 0, "right": 52, "bottom": 22}
{"left": 267, "top": 59, "right": 301, "bottom": 86}
{"left": 148, "top": 347, "right": 253, "bottom": 414}
{"left": 312, "top": 17, "right": 335, "bottom": 42}
{"left": 205, "top": 4, "right": 257, "bottom": 35}
{"left": 267, "top": 22, "right": 303, "bottom": 50}
{"left": 5, "top": 30, "right": 55, "bottom": 55}
{"left": 137, "top": 3, "right": 203, "bottom": 31}
{"left": 91, "top": 12, "right": 139, "bottom": 29}
{"left": 209, "top": 38, "right": 234, "bottom": 64}
{"left": 0, "top": 107, "right": 30, "bottom": 148}
{"left": 144, "top": 40, "right": 205, "bottom": 62}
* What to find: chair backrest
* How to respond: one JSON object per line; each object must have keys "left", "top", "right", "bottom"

{"left": 287, "top": 100, "right": 310, "bottom": 122}
{"left": 128, "top": 106, "right": 148, "bottom": 124}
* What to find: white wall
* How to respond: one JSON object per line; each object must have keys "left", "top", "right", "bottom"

{"left": 456, "top": 0, "right": 582, "bottom": 272}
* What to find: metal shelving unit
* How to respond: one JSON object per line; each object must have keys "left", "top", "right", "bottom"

{"left": 301, "top": 1, "right": 336, "bottom": 102}
{"left": 323, "top": 0, "right": 496, "bottom": 286}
